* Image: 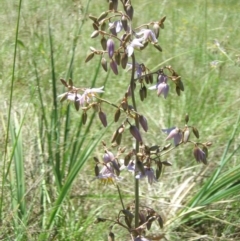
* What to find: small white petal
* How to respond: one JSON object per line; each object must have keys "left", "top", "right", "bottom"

{"left": 148, "top": 85, "right": 157, "bottom": 90}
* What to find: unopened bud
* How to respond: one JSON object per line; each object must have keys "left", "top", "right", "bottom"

{"left": 130, "top": 125, "right": 142, "bottom": 142}
{"left": 114, "top": 51, "right": 121, "bottom": 65}
{"left": 126, "top": 5, "right": 134, "bottom": 20}
{"left": 90, "top": 30, "right": 99, "bottom": 38}
{"left": 101, "top": 37, "right": 107, "bottom": 50}
{"left": 121, "top": 15, "right": 128, "bottom": 31}
{"left": 85, "top": 52, "right": 95, "bottom": 63}
{"left": 192, "top": 127, "right": 200, "bottom": 139}
{"left": 82, "top": 112, "right": 87, "bottom": 125}
{"left": 121, "top": 52, "right": 128, "bottom": 69}
{"left": 74, "top": 96, "right": 80, "bottom": 111}
{"left": 97, "top": 12, "right": 108, "bottom": 22}
{"left": 95, "top": 164, "right": 100, "bottom": 176}
{"left": 107, "top": 39, "right": 115, "bottom": 58}
{"left": 101, "top": 57, "right": 108, "bottom": 72}
{"left": 139, "top": 115, "right": 148, "bottom": 132}
{"left": 88, "top": 15, "right": 98, "bottom": 22}
{"left": 183, "top": 127, "right": 190, "bottom": 143}
{"left": 99, "top": 111, "right": 107, "bottom": 127}
{"left": 114, "top": 109, "right": 121, "bottom": 122}
{"left": 110, "top": 59, "right": 118, "bottom": 75}
{"left": 153, "top": 22, "right": 160, "bottom": 38}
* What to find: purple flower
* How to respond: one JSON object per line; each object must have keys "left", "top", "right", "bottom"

{"left": 107, "top": 39, "right": 115, "bottom": 58}
{"left": 96, "top": 163, "right": 122, "bottom": 184}
{"left": 109, "top": 20, "right": 123, "bottom": 35}
{"left": 126, "top": 38, "right": 144, "bottom": 57}
{"left": 136, "top": 29, "right": 158, "bottom": 43}
{"left": 193, "top": 146, "right": 207, "bottom": 164}
{"left": 135, "top": 167, "right": 157, "bottom": 185}
{"left": 149, "top": 82, "right": 169, "bottom": 98}
{"left": 162, "top": 127, "right": 182, "bottom": 146}
{"left": 103, "top": 151, "right": 115, "bottom": 163}
{"left": 149, "top": 73, "right": 169, "bottom": 98}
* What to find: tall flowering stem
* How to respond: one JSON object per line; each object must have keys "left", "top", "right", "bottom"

{"left": 130, "top": 53, "right": 140, "bottom": 228}
{"left": 57, "top": 1, "right": 211, "bottom": 239}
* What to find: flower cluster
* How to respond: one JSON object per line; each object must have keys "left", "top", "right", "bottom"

{"left": 58, "top": 0, "right": 211, "bottom": 240}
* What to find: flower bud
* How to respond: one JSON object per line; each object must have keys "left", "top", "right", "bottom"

{"left": 99, "top": 110, "right": 107, "bottom": 127}
{"left": 183, "top": 127, "right": 190, "bottom": 143}
{"left": 74, "top": 96, "right": 80, "bottom": 111}
{"left": 101, "top": 57, "right": 108, "bottom": 72}
{"left": 126, "top": 5, "right": 134, "bottom": 20}
{"left": 85, "top": 52, "right": 95, "bottom": 63}
{"left": 88, "top": 15, "right": 98, "bottom": 22}
{"left": 153, "top": 43, "right": 162, "bottom": 52}
{"left": 115, "top": 132, "right": 122, "bottom": 145}
{"left": 82, "top": 112, "right": 87, "bottom": 125}
{"left": 130, "top": 125, "right": 142, "bottom": 142}
{"left": 110, "top": 59, "right": 118, "bottom": 75}
{"left": 92, "top": 22, "right": 99, "bottom": 30}
{"left": 60, "top": 78, "right": 68, "bottom": 87}
{"left": 192, "top": 126, "right": 199, "bottom": 139}
{"left": 114, "top": 109, "right": 121, "bottom": 122}
{"left": 90, "top": 30, "right": 99, "bottom": 38}
{"left": 101, "top": 37, "right": 107, "bottom": 50}
{"left": 139, "top": 115, "right": 148, "bottom": 132}
{"left": 95, "top": 164, "right": 100, "bottom": 176}
{"left": 107, "top": 39, "right": 115, "bottom": 58}
{"left": 121, "top": 52, "right": 128, "bottom": 69}
{"left": 97, "top": 11, "right": 108, "bottom": 22}
{"left": 114, "top": 51, "right": 121, "bottom": 65}
{"left": 121, "top": 15, "right": 128, "bottom": 31}
{"left": 153, "top": 22, "right": 160, "bottom": 38}
{"left": 109, "top": 0, "right": 118, "bottom": 11}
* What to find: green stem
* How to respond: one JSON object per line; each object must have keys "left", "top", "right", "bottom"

{"left": 0, "top": 0, "right": 22, "bottom": 221}
{"left": 130, "top": 53, "right": 140, "bottom": 229}
{"left": 116, "top": 184, "right": 125, "bottom": 210}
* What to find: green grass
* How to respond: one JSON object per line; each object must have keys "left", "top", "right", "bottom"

{"left": 0, "top": 0, "right": 240, "bottom": 240}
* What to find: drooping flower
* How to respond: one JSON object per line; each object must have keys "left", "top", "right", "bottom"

{"left": 126, "top": 38, "right": 144, "bottom": 57}
{"left": 136, "top": 29, "right": 158, "bottom": 44}
{"left": 193, "top": 146, "right": 207, "bottom": 164}
{"left": 162, "top": 127, "right": 182, "bottom": 146}
{"left": 135, "top": 167, "right": 157, "bottom": 185}
{"left": 149, "top": 73, "right": 169, "bottom": 98}
{"left": 109, "top": 20, "right": 123, "bottom": 35}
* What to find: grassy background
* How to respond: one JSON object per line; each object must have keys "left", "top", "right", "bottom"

{"left": 0, "top": 0, "right": 240, "bottom": 240}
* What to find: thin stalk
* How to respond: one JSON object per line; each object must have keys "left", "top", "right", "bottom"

{"left": 116, "top": 184, "right": 125, "bottom": 210}
{"left": 0, "top": 0, "right": 22, "bottom": 220}
{"left": 130, "top": 53, "right": 140, "bottom": 228}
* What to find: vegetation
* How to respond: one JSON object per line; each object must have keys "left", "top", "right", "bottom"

{"left": 0, "top": 0, "right": 240, "bottom": 240}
